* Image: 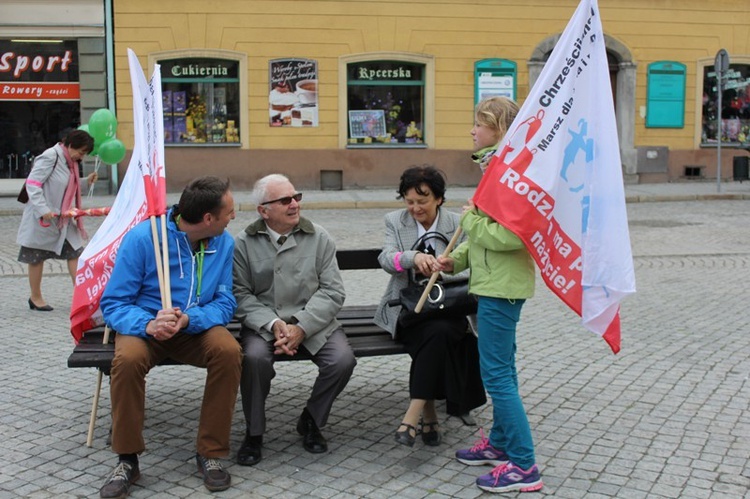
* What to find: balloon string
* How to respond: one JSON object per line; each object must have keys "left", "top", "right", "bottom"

{"left": 87, "top": 156, "right": 101, "bottom": 200}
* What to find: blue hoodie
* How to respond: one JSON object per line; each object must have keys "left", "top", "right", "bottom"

{"left": 100, "top": 207, "right": 237, "bottom": 337}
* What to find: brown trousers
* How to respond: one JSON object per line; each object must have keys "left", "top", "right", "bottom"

{"left": 110, "top": 326, "right": 242, "bottom": 457}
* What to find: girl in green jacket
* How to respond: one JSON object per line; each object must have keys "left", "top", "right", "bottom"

{"left": 437, "top": 97, "right": 543, "bottom": 494}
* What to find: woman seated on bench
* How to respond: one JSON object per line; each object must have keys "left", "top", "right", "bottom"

{"left": 374, "top": 165, "right": 486, "bottom": 447}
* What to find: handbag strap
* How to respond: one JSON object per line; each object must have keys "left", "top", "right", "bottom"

{"left": 406, "top": 230, "right": 450, "bottom": 285}
{"left": 409, "top": 230, "right": 449, "bottom": 251}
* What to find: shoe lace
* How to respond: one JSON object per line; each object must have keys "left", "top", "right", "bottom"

{"left": 109, "top": 462, "right": 132, "bottom": 482}
{"left": 200, "top": 457, "right": 223, "bottom": 472}
{"left": 469, "top": 427, "right": 490, "bottom": 452}
{"left": 489, "top": 463, "right": 512, "bottom": 485}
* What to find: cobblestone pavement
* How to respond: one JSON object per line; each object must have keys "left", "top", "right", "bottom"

{"left": 0, "top": 199, "right": 749, "bottom": 498}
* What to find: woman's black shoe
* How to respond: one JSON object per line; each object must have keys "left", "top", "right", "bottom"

{"left": 394, "top": 423, "right": 417, "bottom": 447}
{"left": 420, "top": 421, "right": 442, "bottom": 446}
{"left": 28, "top": 298, "right": 53, "bottom": 311}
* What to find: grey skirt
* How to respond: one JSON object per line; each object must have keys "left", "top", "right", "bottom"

{"left": 18, "top": 240, "right": 83, "bottom": 264}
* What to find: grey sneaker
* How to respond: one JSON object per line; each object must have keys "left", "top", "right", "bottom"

{"left": 196, "top": 454, "right": 231, "bottom": 492}
{"left": 100, "top": 461, "right": 140, "bottom": 498}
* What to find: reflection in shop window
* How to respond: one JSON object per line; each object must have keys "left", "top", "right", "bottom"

{"left": 346, "top": 61, "right": 425, "bottom": 146}
{"left": 159, "top": 58, "right": 241, "bottom": 145}
{"left": 702, "top": 63, "right": 750, "bottom": 145}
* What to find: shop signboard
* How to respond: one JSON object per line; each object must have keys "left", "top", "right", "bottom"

{"left": 646, "top": 61, "right": 686, "bottom": 128}
{"left": 474, "top": 59, "right": 517, "bottom": 104}
{"left": 0, "top": 40, "right": 80, "bottom": 101}
{"left": 268, "top": 58, "right": 318, "bottom": 127}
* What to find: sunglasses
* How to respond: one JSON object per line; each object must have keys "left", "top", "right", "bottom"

{"left": 261, "top": 192, "right": 303, "bottom": 206}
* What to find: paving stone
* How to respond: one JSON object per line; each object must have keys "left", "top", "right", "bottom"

{"left": 0, "top": 198, "right": 749, "bottom": 497}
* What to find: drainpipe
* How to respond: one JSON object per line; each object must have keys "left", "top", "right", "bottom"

{"left": 104, "top": 0, "right": 118, "bottom": 192}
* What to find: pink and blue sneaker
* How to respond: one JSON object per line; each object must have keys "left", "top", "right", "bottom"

{"left": 476, "top": 462, "right": 543, "bottom": 493}
{"left": 455, "top": 430, "right": 510, "bottom": 466}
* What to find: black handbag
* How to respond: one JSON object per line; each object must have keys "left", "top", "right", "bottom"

{"left": 17, "top": 184, "right": 29, "bottom": 203}
{"left": 390, "top": 231, "right": 477, "bottom": 328}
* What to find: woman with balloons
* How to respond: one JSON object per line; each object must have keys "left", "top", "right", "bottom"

{"left": 16, "top": 108, "right": 126, "bottom": 311}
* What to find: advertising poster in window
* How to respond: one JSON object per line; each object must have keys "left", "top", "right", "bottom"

{"left": 477, "top": 73, "right": 514, "bottom": 101}
{"left": 348, "top": 110, "right": 386, "bottom": 139}
{"left": 268, "top": 58, "right": 318, "bottom": 127}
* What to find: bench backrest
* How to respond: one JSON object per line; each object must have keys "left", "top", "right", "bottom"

{"left": 336, "top": 248, "right": 381, "bottom": 270}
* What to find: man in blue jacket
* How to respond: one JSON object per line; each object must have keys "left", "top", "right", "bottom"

{"left": 98, "top": 176, "right": 241, "bottom": 498}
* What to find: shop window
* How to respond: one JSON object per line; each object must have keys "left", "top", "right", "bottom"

{"left": 701, "top": 62, "right": 750, "bottom": 145}
{"left": 159, "top": 57, "right": 241, "bottom": 145}
{"left": 346, "top": 61, "right": 425, "bottom": 146}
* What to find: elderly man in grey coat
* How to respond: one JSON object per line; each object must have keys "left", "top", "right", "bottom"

{"left": 233, "top": 173, "right": 356, "bottom": 466}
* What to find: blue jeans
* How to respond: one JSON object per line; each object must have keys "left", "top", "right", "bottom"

{"left": 476, "top": 296, "right": 536, "bottom": 469}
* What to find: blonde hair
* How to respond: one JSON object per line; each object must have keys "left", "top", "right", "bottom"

{"left": 475, "top": 96, "right": 520, "bottom": 143}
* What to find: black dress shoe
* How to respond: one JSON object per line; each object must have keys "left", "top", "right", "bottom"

{"left": 28, "top": 298, "right": 53, "bottom": 311}
{"left": 420, "top": 421, "right": 442, "bottom": 446}
{"left": 296, "top": 408, "right": 327, "bottom": 453}
{"left": 237, "top": 434, "right": 262, "bottom": 466}
{"left": 394, "top": 422, "right": 417, "bottom": 447}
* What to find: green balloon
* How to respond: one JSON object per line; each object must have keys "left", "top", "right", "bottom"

{"left": 88, "top": 108, "right": 118, "bottom": 143}
{"left": 77, "top": 124, "right": 90, "bottom": 133}
{"left": 98, "top": 137, "right": 126, "bottom": 164}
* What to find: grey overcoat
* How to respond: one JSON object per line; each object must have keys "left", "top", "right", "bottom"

{"left": 374, "top": 207, "right": 469, "bottom": 337}
{"left": 16, "top": 143, "right": 84, "bottom": 254}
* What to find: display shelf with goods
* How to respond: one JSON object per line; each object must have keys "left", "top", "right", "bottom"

{"left": 162, "top": 83, "right": 240, "bottom": 145}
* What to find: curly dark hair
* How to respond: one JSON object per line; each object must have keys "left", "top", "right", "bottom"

{"left": 396, "top": 165, "right": 447, "bottom": 205}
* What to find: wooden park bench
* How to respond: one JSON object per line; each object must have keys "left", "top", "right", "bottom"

{"left": 67, "top": 248, "right": 404, "bottom": 445}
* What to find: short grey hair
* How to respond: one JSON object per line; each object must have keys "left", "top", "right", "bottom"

{"left": 252, "top": 173, "right": 291, "bottom": 205}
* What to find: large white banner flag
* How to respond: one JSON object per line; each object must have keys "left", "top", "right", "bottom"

{"left": 473, "top": 0, "right": 635, "bottom": 353}
{"left": 70, "top": 50, "right": 166, "bottom": 342}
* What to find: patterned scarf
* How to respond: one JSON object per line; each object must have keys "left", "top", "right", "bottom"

{"left": 60, "top": 144, "right": 87, "bottom": 239}
{"left": 471, "top": 145, "right": 497, "bottom": 174}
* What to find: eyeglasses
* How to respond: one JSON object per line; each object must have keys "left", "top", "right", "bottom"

{"left": 261, "top": 192, "right": 303, "bottom": 206}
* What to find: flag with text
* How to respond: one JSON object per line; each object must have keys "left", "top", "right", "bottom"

{"left": 473, "top": 0, "right": 635, "bottom": 353}
{"left": 69, "top": 50, "right": 166, "bottom": 342}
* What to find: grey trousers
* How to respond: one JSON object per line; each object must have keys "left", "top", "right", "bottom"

{"left": 240, "top": 328, "right": 356, "bottom": 436}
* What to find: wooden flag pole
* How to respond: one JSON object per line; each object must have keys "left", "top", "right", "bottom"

{"left": 150, "top": 217, "right": 167, "bottom": 309}
{"left": 414, "top": 227, "right": 463, "bottom": 313}
{"left": 160, "top": 214, "right": 172, "bottom": 308}
{"left": 86, "top": 325, "right": 111, "bottom": 447}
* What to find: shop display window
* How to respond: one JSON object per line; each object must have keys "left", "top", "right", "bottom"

{"left": 160, "top": 58, "right": 241, "bottom": 145}
{"left": 346, "top": 61, "right": 425, "bottom": 146}
{"left": 702, "top": 63, "right": 750, "bottom": 145}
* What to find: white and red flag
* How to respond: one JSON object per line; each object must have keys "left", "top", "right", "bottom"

{"left": 70, "top": 49, "right": 166, "bottom": 342}
{"left": 473, "top": 0, "right": 635, "bottom": 353}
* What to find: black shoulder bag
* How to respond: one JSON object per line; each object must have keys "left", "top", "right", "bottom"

{"left": 390, "top": 231, "right": 477, "bottom": 328}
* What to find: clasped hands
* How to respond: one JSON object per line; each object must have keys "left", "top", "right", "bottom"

{"left": 147, "top": 308, "right": 189, "bottom": 341}
{"left": 423, "top": 198, "right": 473, "bottom": 274}
{"left": 272, "top": 321, "right": 305, "bottom": 356}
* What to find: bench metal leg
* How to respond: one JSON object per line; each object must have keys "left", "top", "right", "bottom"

{"left": 85, "top": 325, "right": 112, "bottom": 447}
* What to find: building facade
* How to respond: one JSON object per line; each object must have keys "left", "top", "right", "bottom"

{"left": 10, "top": 0, "right": 746, "bottom": 192}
